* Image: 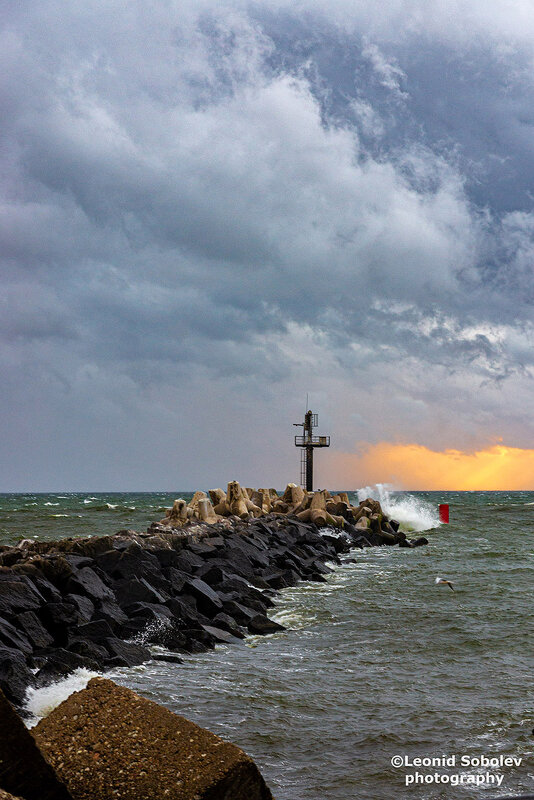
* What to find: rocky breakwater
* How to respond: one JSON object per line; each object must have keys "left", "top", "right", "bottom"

{"left": 0, "top": 481, "right": 427, "bottom": 707}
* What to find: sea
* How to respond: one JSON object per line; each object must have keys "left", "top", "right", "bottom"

{"left": 1, "top": 489, "right": 533, "bottom": 800}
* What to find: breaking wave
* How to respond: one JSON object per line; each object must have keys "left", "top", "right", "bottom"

{"left": 355, "top": 484, "right": 440, "bottom": 532}
{"left": 24, "top": 668, "right": 100, "bottom": 727}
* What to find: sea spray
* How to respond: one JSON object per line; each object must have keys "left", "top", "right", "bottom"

{"left": 24, "top": 668, "right": 100, "bottom": 727}
{"left": 130, "top": 616, "right": 173, "bottom": 647}
{"left": 355, "top": 484, "right": 440, "bottom": 532}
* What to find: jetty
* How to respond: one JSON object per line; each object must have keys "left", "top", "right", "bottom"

{"left": 0, "top": 481, "right": 429, "bottom": 800}
{"left": 0, "top": 481, "right": 427, "bottom": 706}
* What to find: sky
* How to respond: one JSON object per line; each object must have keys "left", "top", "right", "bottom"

{"left": 2, "top": 0, "right": 534, "bottom": 491}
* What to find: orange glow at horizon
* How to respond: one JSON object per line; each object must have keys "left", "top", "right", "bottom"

{"left": 328, "top": 442, "right": 534, "bottom": 490}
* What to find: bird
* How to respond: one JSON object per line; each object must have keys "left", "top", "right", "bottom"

{"left": 435, "top": 576, "right": 454, "bottom": 591}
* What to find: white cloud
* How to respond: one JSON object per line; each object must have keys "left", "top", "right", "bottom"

{"left": 2, "top": 0, "right": 534, "bottom": 488}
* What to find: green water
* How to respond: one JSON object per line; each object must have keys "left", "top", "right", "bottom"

{"left": 15, "top": 490, "right": 534, "bottom": 798}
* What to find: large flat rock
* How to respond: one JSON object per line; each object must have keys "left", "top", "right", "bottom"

{"left": 33, "top": 677, "right": 273, "bottom": 800}
{"left": 0, "top": 689, "right": 72, "bottom": 800}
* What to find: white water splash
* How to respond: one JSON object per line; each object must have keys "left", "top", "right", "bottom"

{"left": 130, "top": 616, "right": 172, "bottom": 646}
{"left": 356, "top": 484, "right": 440, "bottom": 532}
{"left": 23, "top": 668, "right": 100, "bottom": 727}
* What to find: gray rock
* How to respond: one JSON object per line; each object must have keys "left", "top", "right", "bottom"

{"left": 13, "top": 611, "right": 53, "bottom": 650}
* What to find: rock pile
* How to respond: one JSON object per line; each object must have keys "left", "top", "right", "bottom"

{"left": 164, "top": 481, "right": 394, "bottom": 531}
{"left": 0, "top": 483, "right": 427, "bottom": 708}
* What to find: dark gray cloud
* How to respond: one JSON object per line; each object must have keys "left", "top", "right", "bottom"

{"left": 1, "top": 0, "right": 534, "bottom": 489}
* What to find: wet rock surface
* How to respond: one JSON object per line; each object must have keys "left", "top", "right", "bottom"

{"left": 33, "top": 677, "right": 273, "bottom": 800}
{"left": 0, "top": 484, "right": 427, "bottom": 705}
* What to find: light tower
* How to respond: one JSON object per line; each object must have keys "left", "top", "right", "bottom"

{"left": 293, "top": 410, "right": 330, "bottom": 491}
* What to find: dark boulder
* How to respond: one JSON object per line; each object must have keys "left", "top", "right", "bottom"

{"left": 67, "top": 638, "right": 109, "bottom": 665}
{"left": 98, "top": 544, "right": 160, "bottom": 582}
{"left": 211, "top": 613, "right": 246, "bottom": 639}
{"left": 23, "top": 574, "right": 62, "bottom": 603}
{"left": 64, "top": 593, "right": 95, "bottom": 624}
{"left": 173, "top": 551, "right": 205, "bottom": 573}
{"left": 152, "top": 653, "right": 184, "bottom": 664}
{"left": 321, "top": 534, "right": 350, "bottom": 554}
{"left": 188, "top": 542, "right": 217, "bottom": 558}
{"left": 150, "top": 548, "right": 184, "bottom": 568}
{"left": 70, "top": 535, "right": 114, "bottom": 558}
{"left": 410, "top": 537, "right": 429, "bottom": 547}
{"left": 308, "top": 572, "right": 327, "bottom": 582}
{"left": 75, "top": 620, "right": 115, "bottom": 643}
{"left": 23, "top": 557, "right": 74, "bottom": 591}
{"left": 93, "top": 597, "right": 128, "bottom": 629}
{"left": 261, "top": 568, "right": 300, "bottom": 589}
{"left": 217, "top": 577, "right": 273, "bottom": 608}
{"left": 104, "top": 638, "right": 151, "bottom": 667}
{"left": 65, "top": 567, "right": 114, "bottom": 603}
{"left": 0, "top": 618, "right": 33, "bottom": 656}
{"left": 161, "top": 567, "right": 188, "bottom": 594}
{"left": 38, "top": 603, "right": 78, "bottom": 644}
{"left": 195, "top": 564, "right": 230, "bottom": 587}
{"left": 62, "top": 555, "right": 93, "bottom": 569}
{"left": 220, "top": 600, "right": 256, "bottom": 626}
{"left": 182, "top": 578, "right": 223, "bottom": 617}
{"left": 12, "top": 611, "right": 53, "bottom": 650}
{"left": 113, "top": 577, "right": 168, "bottom": 607}
{"left": 165, "top": 597, "right": 204, "bottom": 628}
{"left": 119, "top": 604, "right": 173, "bottom": 642}
{"left": 219, "top": 548, "right": 256, "bottom": 579}
{"left": 0, "top": 578, "right": 44, "bottom": 617}
{"left": 0, "top": 647, "right": 35, "bottom": 707}
{"left": 247, "top": 615, "right": 286, "bottom": 635}
{"left": 201, "top": 624, "right": 241, "bottom": 644}
{"left": 35, "top": 649, "right": 101, "bottom": 686}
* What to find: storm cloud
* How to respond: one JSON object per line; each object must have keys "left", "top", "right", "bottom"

{"left": 1, "top": 0, "right": 534, "bottom": 489}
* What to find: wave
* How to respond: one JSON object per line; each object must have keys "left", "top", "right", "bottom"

{"left": 24, "top": 668, "right": 100, "bottom": 727}
{"left": 84, "top": 503, "right": 138, "bottom": 513}
{"left": 44, "top": 502, "right": 59, "bottom": 506}
{"left": 355, "top": 484, "right": 440, "bottom": 532}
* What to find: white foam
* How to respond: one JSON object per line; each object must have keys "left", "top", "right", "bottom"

{"left": 130, "top": 617, "right": 172, "bottom": 646}
{"left": 23, "top": 668, "right": 100, "bottom": 727}
{"left": 44, "top": 502, "right": 59, "bottom": 506}
{"left": 106, "top": 503, "right": 118, "bottom": 509}
{"left": 356, "top": 484, "right": 440, "bottom": 532}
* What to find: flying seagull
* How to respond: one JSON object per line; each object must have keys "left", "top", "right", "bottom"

{"left": 435, "top": 576, "right": 454, "bottom": 591}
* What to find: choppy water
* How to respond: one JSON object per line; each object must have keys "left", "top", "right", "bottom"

{"left": 14, "top": 490, "right": 534, "bottom": 799}
{"left": 0, "top": 492, "right": 194, "bottom": 544}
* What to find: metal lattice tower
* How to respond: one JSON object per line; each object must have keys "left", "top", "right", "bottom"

{"left": 293, "top": 410, "right": 330, "bottom": 491}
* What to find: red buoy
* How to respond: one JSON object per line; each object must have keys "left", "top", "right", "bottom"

{"left": 439, "top": 504, "right": 449, "bottom": 523}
